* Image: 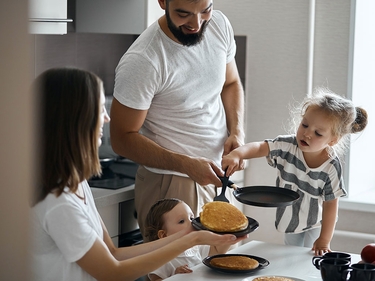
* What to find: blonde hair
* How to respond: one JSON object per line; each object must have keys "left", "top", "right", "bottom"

{"left": 288, "top": 87, "right": 368, "bottom": 158}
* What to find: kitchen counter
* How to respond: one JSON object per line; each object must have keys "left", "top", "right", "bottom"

{"left": 164, "top": 240, "right": 361, "bottom": 281}
{"left": 91, "top": 184, "right": 135, "bottom": 208}
{"left": 90, "top": 160, "right": 138, "bottom": 208}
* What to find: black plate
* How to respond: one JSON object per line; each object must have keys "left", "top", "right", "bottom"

{"left": 191, "top": 216, "right": 259, "bottom": 236}
{"left": 203, "top": 254, "right": 270, "bottom": 274}
{"left": 233, "top": 186, "right": 300, "bottom": 207}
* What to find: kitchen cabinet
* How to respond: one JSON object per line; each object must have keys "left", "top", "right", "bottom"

{"left": 29, "top": 0, "right": 72, "bottom": 34}
{"left": 96, "top": 199, "right": 139, "bottom": 247}
{"left": 75, "top": 0, "right": 163, "bottom": 34}
{"left": 92, "top": 185, "right": 138, "bottom": 247}
{"left": 97, "top": 203, "right": 119, "bottom": 246}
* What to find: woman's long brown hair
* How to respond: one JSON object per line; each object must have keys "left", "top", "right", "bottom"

{"left": 33, "top": 68, "right": 102, "bottom": 205}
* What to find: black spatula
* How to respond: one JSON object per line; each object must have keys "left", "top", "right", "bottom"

{"left": 213, "top": 172, "right": 229, "bottom": 202}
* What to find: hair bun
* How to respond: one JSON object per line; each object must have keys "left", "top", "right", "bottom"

{"left": 352, "top": 107, "right": 368, "bottom": 133}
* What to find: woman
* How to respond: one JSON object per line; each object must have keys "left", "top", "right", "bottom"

{"left": 31, "top": 67, "right": 246, "bottom": 281}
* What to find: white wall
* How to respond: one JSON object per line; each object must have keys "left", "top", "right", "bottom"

{"left": 0, "top": 0, "right": 34, "bottom": 280}
{"left": 214, "top": 0, "right": 353, "bottom": 245}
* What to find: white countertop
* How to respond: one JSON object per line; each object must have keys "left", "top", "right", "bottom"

{"left": 164, "top": 240, "right": 361, "bottom": 281}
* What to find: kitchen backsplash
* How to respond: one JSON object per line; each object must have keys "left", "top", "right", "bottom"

{"left": 31, "top": 33, "right": 246, "bottom": 96}
{"left": 31, "top": 33, "right": 138, "bottom": 95}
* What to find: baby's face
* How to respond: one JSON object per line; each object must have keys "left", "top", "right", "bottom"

{"left": 161, "top": 202, "right": 194, "bottom": 236}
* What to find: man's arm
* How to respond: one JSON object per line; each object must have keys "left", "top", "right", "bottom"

{"left": 221, "top": 59, "right": 245, "bottom": 156}
{"left": 109, "top": 99, "right": 224, "bottom": 186}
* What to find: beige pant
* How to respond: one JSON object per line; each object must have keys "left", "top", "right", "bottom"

{"left": 134, "top": 165, "right": 234, "bottom": 240}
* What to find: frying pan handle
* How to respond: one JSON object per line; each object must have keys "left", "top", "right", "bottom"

{"left": 218, "top": 177, "right": 239, "bottom": 189}
{"left": 227, "top": 180, "right": 239, "bottom": 189}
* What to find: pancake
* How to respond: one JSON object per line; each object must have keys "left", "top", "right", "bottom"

{"left": 210, "top": 255, "right": 259, "bottom": 270}
{"left": 253, "top": 277, "right": 294, "bottom": 281}
{"left": 200, "top": 201, "right": 248, "bottom": 232}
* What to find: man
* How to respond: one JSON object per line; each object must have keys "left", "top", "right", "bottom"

{"left": 110, "top": 0, "right": 245, "bottom": 237}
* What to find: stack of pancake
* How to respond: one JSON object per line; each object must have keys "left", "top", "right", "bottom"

{"left": 200, "top": 201, "right": 256, "bottom": 271}
{"left": 199, "top": 201, "right": 248, "bottom": 232}
{"left": 210, "top": 255, "right": 259, "bottom": 270}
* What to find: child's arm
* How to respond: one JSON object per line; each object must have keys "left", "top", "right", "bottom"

{"left": 222, "top": 141, "right": 270, "bottom": 176}
{"left": 312, "top": 198, "right": 339, "bottom": 255}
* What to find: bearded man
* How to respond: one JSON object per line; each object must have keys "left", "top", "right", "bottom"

{"left": 110, "top": 0, "right": 245, "bottom": 239}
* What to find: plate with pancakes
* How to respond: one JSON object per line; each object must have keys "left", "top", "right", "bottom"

{"left": 251, "top": 276, "right": 304, "bottom": 281}
{"left": 203, "top": 254, "right": 270, "bottom": 274}
{"left": 192, "top": 216, "right": 258, "bottom": 236}
{"left": 192, "top": 201, "right": 259, "bottom": 236}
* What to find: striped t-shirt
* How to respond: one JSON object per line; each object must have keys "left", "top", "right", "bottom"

{"left": 265, "top": 135, "right": 347, "bottom": 233}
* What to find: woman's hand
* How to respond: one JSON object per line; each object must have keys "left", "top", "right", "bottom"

{"left": 191, "top": 229, "right": 247, "bottom": 247}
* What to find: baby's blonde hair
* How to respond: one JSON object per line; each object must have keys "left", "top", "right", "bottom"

{"left": 288, "top": 87, "right": 368, "bottom": 158}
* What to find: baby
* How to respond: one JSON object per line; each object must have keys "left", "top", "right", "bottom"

{"left": 144, "top": 198, "right": 245, "bottom": 280}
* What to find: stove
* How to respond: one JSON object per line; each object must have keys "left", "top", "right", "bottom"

{"left": 88, "top": 159, "right": 139, "bottom": 189}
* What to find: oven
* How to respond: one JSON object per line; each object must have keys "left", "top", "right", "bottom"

{"left": 118, "top": 199, "right": 143, "bottom": 247}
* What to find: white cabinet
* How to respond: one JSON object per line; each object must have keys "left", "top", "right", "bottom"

{"left": 29, "top": 0, "right": 72, "bottom": 34}
{"left": 75, "top": 0, "right": 163, "bottom": 34}
{"left": 97, "top": 203, "right": 119, "bottom": 246}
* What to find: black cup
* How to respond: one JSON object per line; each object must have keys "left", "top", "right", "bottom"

{"left": 314, "top": 258, "right": 351, "bottom": 281}
{"left": 343, "top": 263, "right": 375, "bottom": 281}
{"left": 312, "top": 251, "right": 351, "bottom": 267}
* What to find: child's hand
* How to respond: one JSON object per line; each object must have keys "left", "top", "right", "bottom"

{"left": 222, "top": 153, "right": 241, "bottom": 176}
{"left": 312, "top": 237, "right": 331, "bottom": 256}
{"left": 175, "top": 264, "right": 192, "bottom": 274}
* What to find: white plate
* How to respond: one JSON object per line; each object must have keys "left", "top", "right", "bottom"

{"left": 251, "top": 276, "right": 305, "bottom": 281}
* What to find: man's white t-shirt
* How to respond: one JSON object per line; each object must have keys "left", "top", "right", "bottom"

{"left": 114, "top": 10, "right": 236, "bottom": 176}
{"left": 32, "top": 181, "right": 103, "bottom": 281}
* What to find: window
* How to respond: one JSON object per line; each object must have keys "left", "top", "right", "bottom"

{"left": 344, "top": 0, "right": 375, "bottom": 208}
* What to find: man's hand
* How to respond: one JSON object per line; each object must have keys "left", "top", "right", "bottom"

{"left": 183, "top": 156, "right": 224, "bottom": 187}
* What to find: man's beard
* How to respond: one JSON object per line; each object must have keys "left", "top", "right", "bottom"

{"left": 166, "top": 9, "right": 209, "bottom": 46}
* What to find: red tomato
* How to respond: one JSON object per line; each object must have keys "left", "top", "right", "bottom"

{"left": 361, "top": 243, "right": 375, "bottom": 263}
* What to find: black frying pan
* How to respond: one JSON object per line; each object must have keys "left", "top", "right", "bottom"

{"left": 226, "top": 180, "right": 300, "bottom": 207}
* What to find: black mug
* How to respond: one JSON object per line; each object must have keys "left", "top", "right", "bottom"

{"left": 312, "top": 251, "right": 352, "bottom": 266}
{"left": 314, "top": 258, "right": 351, "bottom": 281}
{"left": 343, "top": 263, "right": 375, "bottom": 281}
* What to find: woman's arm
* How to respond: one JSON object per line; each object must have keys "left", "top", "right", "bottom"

{"left": 312, "top": 198, "right": 338, "bottom": 255}
{"left": 76, "top": 223, "right": 242, "bottom": 281}
{"left": 208, "top": 233, "right": 248, "bottom": 256}
{"left": 149, "top": 273, "right": 163, "bottom": 281}
{"left": 208, "top": 244, "right": 232, "bottom": 256}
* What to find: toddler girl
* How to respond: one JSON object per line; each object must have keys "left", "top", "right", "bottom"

{"left": 222, "top": 88, "right": 367, "bottom": 255}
